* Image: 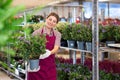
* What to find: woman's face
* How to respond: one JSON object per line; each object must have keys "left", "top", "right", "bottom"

{"left": 45, "top": 16, "right": 57, "bottom": 29}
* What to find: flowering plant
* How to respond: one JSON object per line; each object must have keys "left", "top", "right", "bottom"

{"left": 56, "top": 22, "right": 69, "bottom": 34}
{"left": 23, "top": 22, "right": 45, "bottom": 31}
{"left": 103, "top": 25, "right": 116, "bottom": 41}
{"left": 100, "top": 18, "right": 120, "bottom": 42}
{"left": 62, "top": 24, "right": 73, "bottom": 40}
{"left": 62, "top": 23, "right": 79, "bottom": 40}
{"left": 99, "top": 25, "right": 106, "bottom": 42}
{"left": 113, "top": 26, "right": 120, "bottom": 42}
{"left": 61, "top": 23, "right": 92, "bottom": 42}
{"left": 83, "top": 26, "right": 92, "bottom": 42}
{"left": 56, "top": 57, "right": 120, "bottom": 80}
{"left": 75, "top": 24, "right": 90, "bottom": 41}
{"left": 12, "top": 29, "right": 46, "bottom": 60}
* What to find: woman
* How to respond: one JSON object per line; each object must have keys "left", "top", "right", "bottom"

{"left": 27, "top": 12, "right": 61, "bottom": 80}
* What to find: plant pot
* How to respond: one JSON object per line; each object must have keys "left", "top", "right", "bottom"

{"left": 85, "top": 42, "right": 92, "bottom": 52}
{"left": 77, "top": 41, "right": 85, "bottom": 50}
{"left": 61, "top": 39, "right": 68, "bottom": 47}
{"left": 106, "top": 41, "right": 115, "bottom": 47}
{"left": 67, "top": 40, "right": 76, "bottom": 48}
{"left": 12, "top": 56, "right": 22, "bottom": 61}
{"left": 29, "top": 59, "right": 39, "bottom": 70}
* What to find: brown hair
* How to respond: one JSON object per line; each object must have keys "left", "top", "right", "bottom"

{"left": 47, "top": 12, "right": 59, "bottom": 23}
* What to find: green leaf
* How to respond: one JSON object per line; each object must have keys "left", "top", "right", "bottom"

{"left": 0, "top": 0, "right": 13, "bottom": 8}
{"left": 1, "top": 6, "right": 24, "bottom": 22}
{"left": 2, "top": 47, "right": 16, "bottom": 56}
{"left": 0, "top": 22, "right": 3, "bottom": 29}
{"left": 0, "top": 35, "right": 8, "bottom": 45}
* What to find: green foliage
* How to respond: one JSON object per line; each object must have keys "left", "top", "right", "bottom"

{"left": 83, "top": 26, "right": 92, "bottom": 42}
{"left": 0, "top": 46, "right": 16, "bottom": 57}
{"left": 99, "top": 25, "right": 106, "bottom": 42}
{"left": 57, "top": 63, "right": 120, "bottom": 80}
{"left": 0, "top": 61, "right": 14, "bottom": 73}
{"left": 57, "top": 63, "right": 91, "bottom": 80}
{"left": 28, "top": 15, "right": 44, "bottom": 23}
{"left": 75, "top": 24, "right": 91, "bottom": 41}
{"left": 61, "top": 23, "right": 92, "bottom": 42}
{"left": 68, "top": 65, "right": 91, "bottom": 80}
{"left": 12, "top": 29, "right": 46, "bottom": 60}
{"left": 23, "top": 22, "right": 45, "bottom": 31}
{"left": 99, "top": 25, "right": 120, "bottom": 42}
{"left": 56, "top": 22, "right": 69, "bottom": 34}
{"left": 62, "top": 23, "right": 78, "bottom": 40}
{"left": 114, "top": 26, "right": 120, "bottom": 42}
{"left": 100, "top": 70, "right": 120, "bottom": 80}
{"left": 74, "top": 24, "right": 83, "bottom": 41}
{"left": 0, "top": 0, "right": 24, "bottom": 46}
{"left": 104, "top": 26, "right": 115, "bottom": 41}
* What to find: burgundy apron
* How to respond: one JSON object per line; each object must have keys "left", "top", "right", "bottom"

{"left": 28, "top": 29, "right": 56, "bottom": 80}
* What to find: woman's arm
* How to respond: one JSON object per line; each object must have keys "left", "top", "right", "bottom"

{"left": 51, "top": 45, "right": 59, "bottom": 54}
{"left": 51, "top": 30, "right": 61, "bottom": 54}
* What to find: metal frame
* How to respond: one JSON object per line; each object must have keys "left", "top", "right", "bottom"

{"left": 92, "top": 0, "right": 99, "bottom": 80}
{"left": 60, "top": 46, "right": 92, "bottom": 65}
{"left": 0, "top": 67, "right": 23, "bottom": 80}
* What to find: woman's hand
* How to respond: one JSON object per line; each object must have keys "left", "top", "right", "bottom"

{"left": 39, "top": 49, "right": 51, "bottom": 59}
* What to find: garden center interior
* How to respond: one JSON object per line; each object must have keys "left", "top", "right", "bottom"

{"left": 0, "top": 0, "right": 120, "bottom": 80}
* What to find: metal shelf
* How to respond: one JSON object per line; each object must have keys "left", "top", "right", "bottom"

{"left": 60, "top": 46, "right": 92, "bottom": 53}
{"left": 60, "top": 46, "right": 92, "bottom": 65}
{"left": 0, "top": 67, "right": 24, "bottom": 80}
{"left": 60, "top": 44, "right": 120, "bottom": 64}
{"left": 100, "top": 47, "right": 120, "bottom": 53}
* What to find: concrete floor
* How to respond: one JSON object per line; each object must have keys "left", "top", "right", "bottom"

{"left": 0, "top": 70, "right": 12, "bottom": 80}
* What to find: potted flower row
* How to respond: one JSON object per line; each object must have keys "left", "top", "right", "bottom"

{"left": 99, "top": 25, "right": 120, "bottom": 46}
{"left": 57, "top": 22, "right": 120, "bottom": 50}
{"left": 61, "top": 23, "right": 92, "bottom": 51}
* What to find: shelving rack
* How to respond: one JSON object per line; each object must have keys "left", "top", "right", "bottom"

{"left": 1, "top": 43, "right": 26, "bottom": 80}
{"left": 60, "top": 44, "right": 120, "bottom": 65}
{"left": 60, "top": 46, "right": 92, "bottom": 65}
{"left": 0, "top": 67, "right": 24, "bottom": 80}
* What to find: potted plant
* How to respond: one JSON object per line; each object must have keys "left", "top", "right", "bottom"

{"left": 62, "top": 23, "right": 77, "bottom": 48}
{"left": 84, "top": 26, "right": 92, "bottom": 51}
{"left": 99, "top": 25, "right": 106, "bottom": 42}
{"left": 23, "top": 22, "right": 45, "bottom": 31}
{"left": 114, "top": 26, "right": 120, "bottom": 43}
{"left": 99, "top": 25, "right": 106, "bottom": 47}
{"left": 56, "top": 22, "right": 69, "bottom": 34}
{"left": 103, "top": 25, "right": 115, "bottom": 46}
{"left": 12, "top": 29, "right": 46, "bottom": 70}
{"left": 75, "top": 24, "right": 87, "bottom": 50}
{"left": 56, "top": 22, "right": 69, "bottom": 47}
{"left": 62, "top": 23, "right": 74, "bottom": 40}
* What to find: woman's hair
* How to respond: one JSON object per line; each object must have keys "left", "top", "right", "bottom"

{"left": 47, "top": 12, "right": 59, "bottom": 23}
